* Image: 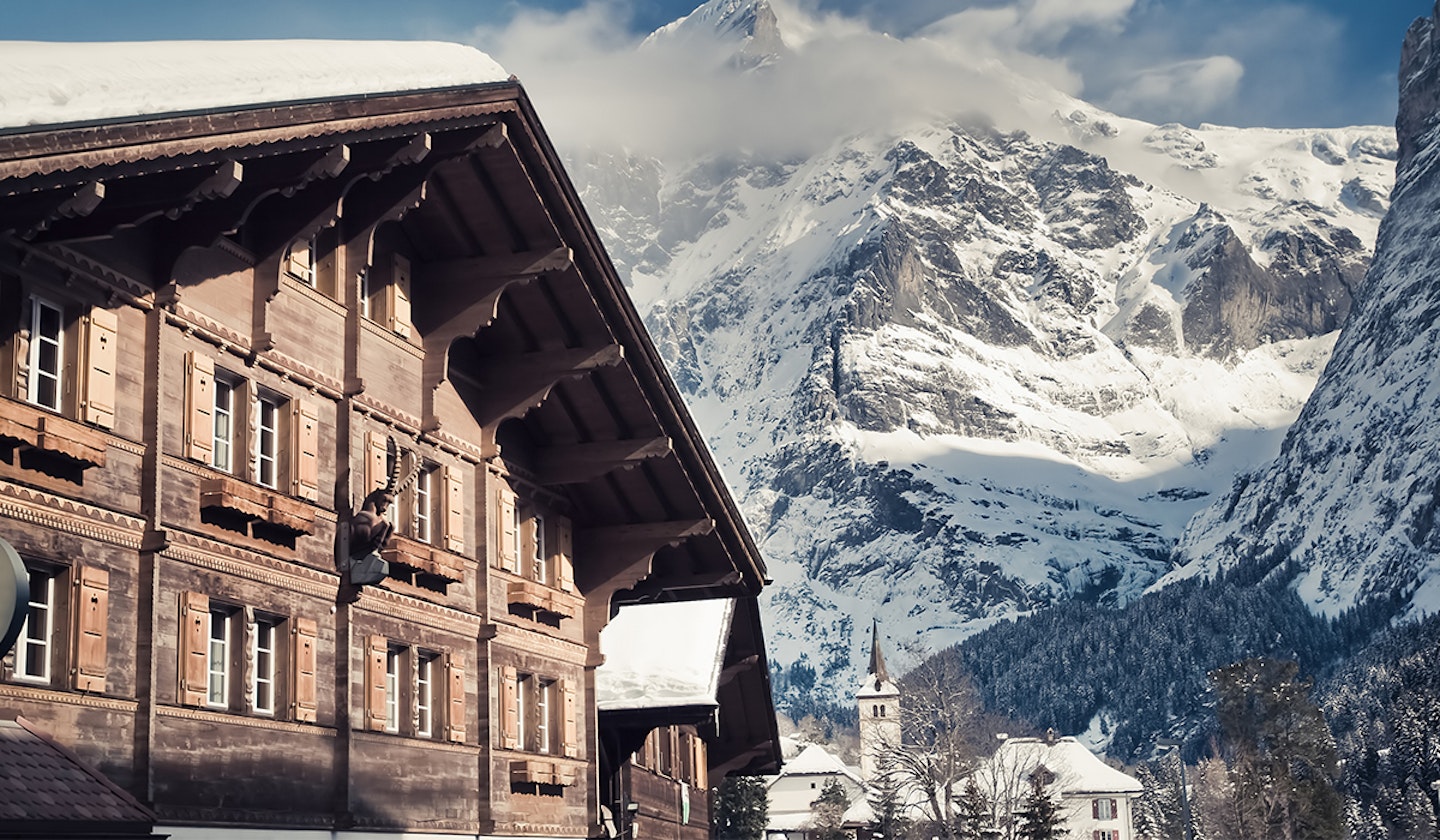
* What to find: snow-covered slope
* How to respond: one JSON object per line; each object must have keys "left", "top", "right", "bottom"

{"left": 568, "top": 0, "right": 1396, "bottom": 688}
{"left": 1167, "top": 4, "right": 1440, "bottom": 619}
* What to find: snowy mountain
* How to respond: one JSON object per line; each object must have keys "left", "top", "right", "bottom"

{"left": 1165, "top": 4, "right": 1440, "bottom": 620}
{"left": 566, "top": 0, "right": 1397, "bottom": 690}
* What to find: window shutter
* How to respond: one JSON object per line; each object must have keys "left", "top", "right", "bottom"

{"left": 292, "top": 400, "right": 320, "bottom": 502}
{"left": 72, "top": 566, "right": 109, "bottom": 692}
{"left": 365, "top": 634, "right": 388, "bottom": 732}
{"left": 389, "top": 255, "right": 412, "bottom": 338}
{"left": 287, "top": 240, "right": 312, "bottom": 282}
{"left": 445, "top": 653, "right": 466, "bottom": 743}
{"left": 694, "top": 737, "right": 707, "bottom": 788}
{"left": 443, "top": 465, "right": 465, "bottom": 554}
{"left": 184, "top": 352, "right": 214, "bottom": 463}
{"left": 561, "top": 678, "right": 578, "bottom": 758}
{"left": 1110, "top": 799, "right": 1118, "bottom": 820}
{"left": 365, "top": 431, "right": 388, "bottom": 494}
{"left": 556, "top": 517, "right": 574, "bottom": 593}
{"left": 81, "top": 308, "right": 118, "bottom": 428}
{"left": 497, "top": 485, "right": 518, "bottom": 572}
{"left": 500, "top": 666, "right": 519, "bottom": 749}
{"left": 179, "top": 591, "right": 209, "bottom": 706}
{"left": 292, "top": 617, "right": 318, "bottom": 722}
{"left": 1093, "top": 800, "right": 1100, "bottom": 819}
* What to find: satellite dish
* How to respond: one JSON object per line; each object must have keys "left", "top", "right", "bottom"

{"left": 0, "top": 538, "right": 29, "bottom": 659}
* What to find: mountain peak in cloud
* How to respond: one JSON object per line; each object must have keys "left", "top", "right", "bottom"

{"left": 645, "top": 0, "right": 789, "bottom": 66}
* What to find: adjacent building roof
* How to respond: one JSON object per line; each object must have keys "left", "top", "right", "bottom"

{"left": 981, "top": 736, "right": 1143, "bottom": 796}
{"left": 0, "top": 40, "right": 508, "bottom": 130}
{"left": 597, "top": 598, "right": 734, "bottom": 711}
{"left": 0, "top": 716, "right": 157, "bottom": 836}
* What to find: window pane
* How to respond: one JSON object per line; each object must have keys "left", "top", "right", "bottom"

{"left": 208, "top": 611, "right": 228, "bottom": 707}
{"left": 16, "top": 571, "right": 52, "bottom": 681}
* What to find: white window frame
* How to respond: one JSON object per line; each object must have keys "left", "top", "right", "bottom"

{"left": 212, "top": 374, "right": 237, "bottom": 474}
{"left": 417, "top": 652, "right": 434, "bottom": 737}
{"left": 27, "top": 296, "right": 64, "bottom": 412}
{"left": 286, "top": 238, "right": 317, "bottom": 287}
{"left": 254, "top": 393, "right": 281, "bottom": 489}
{"left": 536, "top": 679, "right": 553, "bottom": 754}
{"left": 207, "top": 609, "right": 231, "bottom": 709}
{"left": 251, "top": 617, "right": 276, "bottom": 716}
{"left": 359, "top": 269, "right": 371, "bottom": 320}
{"left": 1096, "top": 799, "right": 1117, "bottom": 820}
{"left": 532, "top": 514, "right": 547, "bottom": 584}
{"left": 413, "top": 468, "right": 432, "bottom": 544}
{"left": 13, "top": 569, "right": 54, "bottom": 683}
{"left": 384, "top": 648, "right": 401, "bottom": 733}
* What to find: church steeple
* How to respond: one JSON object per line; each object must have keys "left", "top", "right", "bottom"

{"left": 857, "top": 619, "right": 901, "bottom": 782}
{"left": 867, "top": 618, "right": 890, "bottom": 688}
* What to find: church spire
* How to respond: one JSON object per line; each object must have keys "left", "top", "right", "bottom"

{"left": 868, "top": 619, "right": 890, "bottom": 686}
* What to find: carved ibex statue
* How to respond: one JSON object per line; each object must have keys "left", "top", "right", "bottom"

{"left": 339, "top": 435, "right": 422, "bottom": 601}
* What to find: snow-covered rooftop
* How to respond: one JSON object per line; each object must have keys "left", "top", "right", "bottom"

{"left": 595, "top": 599, "right": 734, "bottom": 712}
{"left": 981, "top": 736, "right": 1143, "bottom": 795}
{"left": 0, "top": 40, "right": 509, "bottom": 130}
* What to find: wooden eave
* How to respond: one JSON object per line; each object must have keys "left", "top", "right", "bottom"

{"left": 0, "top": 80, "right": 768, "bottom": 601}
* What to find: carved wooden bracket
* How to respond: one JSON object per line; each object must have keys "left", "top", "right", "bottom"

{"left": 534, "top": 436, "right": 671, "bottom": 486}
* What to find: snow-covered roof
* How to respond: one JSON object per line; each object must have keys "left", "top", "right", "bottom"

{"left": 855, "top": 674, "right": 899, "bottom": 698}
{"left": 0, "top": 40, "right": 509, "bottom": 130}
{"left": 596, "top": 599, "right": 734, "bottom": 712}
{"left": 979, "top": 736, "right": 1143, "bottom": 795}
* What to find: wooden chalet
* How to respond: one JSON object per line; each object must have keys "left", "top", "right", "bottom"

{"left": 0, "top": 41, "right": 780, "bottom": 838}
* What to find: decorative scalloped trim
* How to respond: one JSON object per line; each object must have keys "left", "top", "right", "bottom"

{"left": 0, "top": 681, "right": 139, "bottom": 711}
{"left": 489, "top": 620, "right": 588, "bottom": 666}
{"left": 156, "top": 702, "right": 337, "bottom": 736}
{"left": 167, "top": 304, "right": 252, "bottom": 355}
{"left": 351, "top": 728, "right": 482, "bottom": 756}
{"left": 162, "top": 530, "right": 337, "bottom": 599}
{"left": 33, "top": 243, "right": 156, "bottom": 307}
{"left": 0, "top": 479, "right": 145, "bottom": 547}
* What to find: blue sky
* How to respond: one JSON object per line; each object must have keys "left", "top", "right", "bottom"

{"left": 0, "top": 0, "right": 1428, "bottom": 129}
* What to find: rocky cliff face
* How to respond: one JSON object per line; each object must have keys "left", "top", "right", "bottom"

{"left": 1168, "top": 2, "right": 1440, "bottom": 619}
{"left": 569, "top": 0, "right": 1397, "bottom": 684}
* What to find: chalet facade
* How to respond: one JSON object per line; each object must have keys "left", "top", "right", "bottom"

{"left": 0, "top": 41, "right": 779, "bottom": 837}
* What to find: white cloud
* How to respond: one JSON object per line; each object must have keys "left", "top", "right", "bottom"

{"left": 1106, "top": 55, "right": 1246, "bottom": 122}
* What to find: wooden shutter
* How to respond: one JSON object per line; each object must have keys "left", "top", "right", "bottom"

{"left": 694, "top": 737, "right": 707, "bottom": 788}
{"left": 1110, "top": 800, "right": 1118, "bottom": 820}
{"left": 497, "top": 484, "right": 518, "bottom": 572}
{"left": 365, "top": 634, "right": 388, "bottom": 732}
{"left": 560, "top": 678, "right": 578, "bottom": 758}
{"left": 445, "top": 653, "right": 466, "bottom": 743}
{"left": 292, "top": 617, "right": 318, "bottom": 722}
{"left": 443, "top": 464, "right": 465, "bottom": 554}
{"left": 389, "top": 254, "right": 412, "bottom": 338}
{"left": 365, "top": 431, "right": 388, "bottom": 493}
{"left": 286, "top": 240, "right": 312, "bottom": 282}
{"left": 500, "top": 666, "right": 519, "bottom": 749}
{"left": 81, "top": 308, "right": 118, "bottom": 428}
{"left": 179, "top": 591, "right": 209, "bottom": 706}
{"left": 72, "top": 566, "right": 108, "bottom": 692}
{"left": 291, "top": 399, "right": 320, "bottom": 502}
{"left": 556, "top": 517, "right": 574, "bottom": 593}
{"left": 184, "top": 351, "right": 214, "bottom": 463}
{"left": 1093, "top": 801, "right": 1100, "bottom": 819}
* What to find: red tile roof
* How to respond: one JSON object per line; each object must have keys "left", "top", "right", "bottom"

{"left": 0, "top": 716, "right": 156, "bottom": 833}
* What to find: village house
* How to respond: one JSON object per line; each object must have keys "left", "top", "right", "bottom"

{"left": 0, "top": 40, "right": 779, "bottom": 838}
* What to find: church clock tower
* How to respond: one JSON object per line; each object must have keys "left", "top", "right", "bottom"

{"left": 857, "top": 620, "right": 902, "bottom": 781}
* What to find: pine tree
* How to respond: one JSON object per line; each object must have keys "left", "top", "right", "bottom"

{"left": 1014, "top": 774, "right": 1065, "bottom": 840}
{"left": 954, "top": 780, "right": 993, "bottom": 840}
{"left": 811, "top": 777, "right": 851, "bottom": 840}
{"left": 713, "top": 774, "right": 769, "bottom": 840}
{"left": 869, "top": 761, "right": 912, "bottom": 840}
{"left": 1210, "top": 658, "right": 1344, "bottom": 840}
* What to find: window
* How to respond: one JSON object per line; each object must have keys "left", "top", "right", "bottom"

{"left": 254, "top": 394, "right": 281, "bottom": 488}
{"left": 385, "top": 648, "right": 401, "bottom": 733}
{"left": 1094, "top": 799, "right": 1118, "bottom": 820}
{"left": 417, "top": 652, "right": 435, "bottom": 737}
{"left": 251, "top": 617, "right": 277, "bottom": 715}
{"left": 13, "top": 568, "right": 54, "bottom": 683}
{"left": 413, "top": 467, "right": 432, "bottom": 544}
{"left": 284, "top": 238, "right": 316, "bottom": 287}
{"left": 27, "top": 296, "right": 64, "bottom": 411}
{"left": 358, "top": 268, "right": 371, "bottom": 320}
{"left": 516, "top": 673, "right": 530, "bottom": 749}
{"left": 212, "top": 374, "right": 236, "bottom": 473}
{"left": 535, "top": 679, "right": 553, "bottom": 754}
{"left": 207, "top": 608, "right": 231, "bottom": 708}
{"left": 1092, "top": 832, "right": 1120, "bottom": 840}
{"left": 531, "top": 514, "right": 547, "bottom": 584}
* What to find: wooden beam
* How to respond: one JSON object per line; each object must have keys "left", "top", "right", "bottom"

{"left": 22, "top": 181, "right": 104, "bottom": 239}
{"left": 534, "top": 436, "right": 670, "bottom": 485}
{"left": 426, "top": 246, "right": 572, "bottom": 292}
{"left": 470, "top": 344, "right": 624, "bottom": 426}
{"left": 414, "top": 246, "right": 570, "bottom": 335}
{"left": 578, "top": 518, "right": 714, "bottom": 554}
{"left": 720, "top": 654, "right": 762, "bottom": 686}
